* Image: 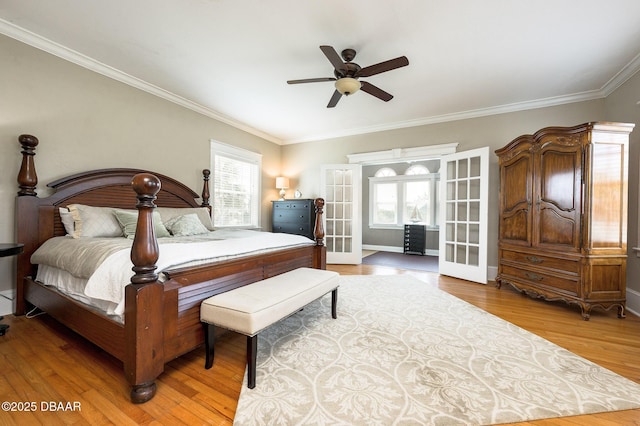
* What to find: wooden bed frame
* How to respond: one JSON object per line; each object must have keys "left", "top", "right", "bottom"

{"left": 14, "top": 134, "right": 326, "bottom": 403}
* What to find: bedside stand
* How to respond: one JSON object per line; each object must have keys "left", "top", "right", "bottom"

{"left": 0, "top": 243, "right": 24, "bottom": 336}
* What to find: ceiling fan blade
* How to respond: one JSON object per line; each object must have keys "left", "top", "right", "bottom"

{"left": 327, "top": 89, "right": 342, "bottom": 108}
{"left": 357, "top": 56, "right": 409, "bottom": 77}
{"left": 360, "top": 81, "right": 393, "bottom": 102}
{"left": 287, "top": 77, "right": 336, "bottom": 84}
{"left": 320, "top": 45, "right": 346, "bottom": 73}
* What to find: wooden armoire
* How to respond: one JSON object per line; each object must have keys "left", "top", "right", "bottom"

{"left": 495, "top": 122, "right": 634, "bottom": 320}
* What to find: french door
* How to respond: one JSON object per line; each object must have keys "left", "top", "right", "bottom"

{"left": 320, "top": 164, "right": 362, "bottom": 264}
{"left": 438, "top": 147, "right": 489, "bottom": 284}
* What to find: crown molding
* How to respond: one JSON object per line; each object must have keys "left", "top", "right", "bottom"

{"left": 283, "top": 90, "right": 607, "bottom": 144}
{"left": 347, "top": 143, "right": 459, "bottom": 165}
{"left": 601, "top": 51, "right": 640, "bottom": 95}
{"left": 4, "top": 18, "right": 639, "bottom": 147}
{"left": 0, "top": 19, "right": 282, "bottom": 145}
{"left": 284, "top": 55, "right": 640, "bottom": 144}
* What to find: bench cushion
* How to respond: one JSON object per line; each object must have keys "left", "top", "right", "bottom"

{"left": 200, "top": 267, "right": 339, "bottom": 336}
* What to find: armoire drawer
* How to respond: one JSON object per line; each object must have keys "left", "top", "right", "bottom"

{"left": 500, "top": 250, "right": 579, "bottom": 275}
{"left": 501, "top": 265, "right": 579, "bottom": 296}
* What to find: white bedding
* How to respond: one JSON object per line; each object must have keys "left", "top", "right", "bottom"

{"left": 32, "top": 229, "right": 314, "bottom": 318}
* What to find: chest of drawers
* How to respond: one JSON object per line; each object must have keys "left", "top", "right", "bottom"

{"left": 404, "top": 224, "right": 426, "bottom": 255}
{"left": 272, "top": 200, "right": 316, "bottom": 240}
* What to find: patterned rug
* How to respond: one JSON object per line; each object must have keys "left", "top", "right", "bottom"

{"left": 233, "top": 275, "right": 640, "bottom": 425}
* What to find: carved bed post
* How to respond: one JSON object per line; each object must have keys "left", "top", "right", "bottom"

{"left": 313, "top": 198, "right": 326, "bottom": 269}
{"left": 17, "top": 134, "right": 39, "bottom": 196}
{"left": 15, "top": 135, "right": 40, "bottom": 314}
{"left": 124, "top": 173, "right": 165, "bottom": 403}
{"left": 201, "top": 169, "right": 211, "bottom": 211}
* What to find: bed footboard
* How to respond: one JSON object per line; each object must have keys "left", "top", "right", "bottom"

{"left": 125, "top": 174, "right": 327, "bottom": 403}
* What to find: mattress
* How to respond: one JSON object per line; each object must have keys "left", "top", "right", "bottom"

{"left": 32, "top": 229, "right": 315, "bottom": 321}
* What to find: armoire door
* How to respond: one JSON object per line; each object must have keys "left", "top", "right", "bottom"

{"left": 534, "top": 136, "right": 583, "bottom": 252}
{"left": 498, "top": 144, "right": 533, "bottom": 247}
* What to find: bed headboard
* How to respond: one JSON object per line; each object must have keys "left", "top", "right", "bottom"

{"left": 14, "top": 134, "right": 210, "bottom": 309}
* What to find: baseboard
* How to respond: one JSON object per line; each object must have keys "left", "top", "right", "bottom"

{"left": 0, "top": 289, "right": 15, "bottom": 316}
{"left": 363, "top": 244, "right": 404, "bottom": 253}
{"left": 362, "top": 244, "right": 438, "bottom": 256}
{"left": 626, "top": 287, "right": 640, "bottom": 317}
{"left": 487, "top": 265, "right": 498, "bottom": 282}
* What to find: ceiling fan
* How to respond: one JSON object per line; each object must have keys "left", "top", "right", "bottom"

{"left": 287, "top": 45, "right": 409, "bottom": 108}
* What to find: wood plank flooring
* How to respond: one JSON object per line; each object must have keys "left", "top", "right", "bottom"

{"left": 1, "top": 263, "right": 639, "bottom": 425}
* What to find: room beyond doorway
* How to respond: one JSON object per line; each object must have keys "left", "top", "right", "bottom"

{"left": 361, "top": 251, "right": 438, "bottom": 272}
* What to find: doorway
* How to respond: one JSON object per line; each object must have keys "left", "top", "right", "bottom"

{"left": 340, "top": 144, "right": 489, "bottom": 284}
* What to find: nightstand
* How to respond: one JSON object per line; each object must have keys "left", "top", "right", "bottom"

{"left": 0, "top": 243, "right": 24, "bottom": 336}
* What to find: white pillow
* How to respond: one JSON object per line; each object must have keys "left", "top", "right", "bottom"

{"left": 165, "top": 214, "right": 210, "bottom": 236}
{"left": 67, "top": 204, "right": 124, "bottom": 238}
{"left": 59, "top": 207, "right": 75, "bottom": 235}
{"left": 157, "top": 207, "right": 214, "bottom": 231}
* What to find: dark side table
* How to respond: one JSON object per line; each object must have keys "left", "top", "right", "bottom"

{"left": 0, "top": 243, "right": 24, "bottom": 336}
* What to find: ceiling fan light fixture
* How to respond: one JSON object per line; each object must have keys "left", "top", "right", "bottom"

{"left": 335, "top": 77, "right": 361, "bottom": 95}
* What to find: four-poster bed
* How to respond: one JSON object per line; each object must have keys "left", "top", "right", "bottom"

{"left": 14, "top": 134, "right": 327, "bottom": 403}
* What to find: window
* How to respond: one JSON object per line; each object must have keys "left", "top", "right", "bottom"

{"left": 210, "top": 140, "right": 262, "bottom": 228}
{"left": 372, "top": 182, "right": 397, "bottom": 224}
{"left": 375, "top": 167, "right": 397, "bottom": 177}
{"left": 369, "top": 164, "right": 439, "bottom": 229}
{"left": 405, "top": 164, "right": 428, "bottom": 175}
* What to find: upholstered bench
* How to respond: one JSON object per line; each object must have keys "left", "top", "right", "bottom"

{"left": 200, "top": 267, "right": 339, "bottom": 388}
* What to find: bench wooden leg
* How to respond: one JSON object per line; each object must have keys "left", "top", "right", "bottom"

{"left": 203, "top": 323, "right": 215, "bottom": 369}
{"left": 332, "top": 288, "right": 338, "bottom": 319}
{"left": 247, "top": 335, "right": 258, "bottom": 389}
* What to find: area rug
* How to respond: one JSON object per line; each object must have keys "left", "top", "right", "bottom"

{"left": 361, "top": 251, "right": 439, "bottom": 272}
{"left": 233, "top": 275, "right": 640, "bottom": 425}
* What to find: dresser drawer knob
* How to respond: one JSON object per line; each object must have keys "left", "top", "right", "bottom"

{"left": 525, "top": 272, "right": 544, "bottom": 281}
{"left": 525, "top": 256, "right": 543, "bottom": 264}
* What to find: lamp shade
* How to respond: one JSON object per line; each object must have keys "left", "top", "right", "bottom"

{"left": 275, "top": 177, "right": 289, "bottom": 189}
{"left": 335, "top": 77, "right": 361, "bottom": 95}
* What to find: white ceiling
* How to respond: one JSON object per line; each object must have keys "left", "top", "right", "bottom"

{"left": 2, "top": 1, "right": 640, "bottom": 144}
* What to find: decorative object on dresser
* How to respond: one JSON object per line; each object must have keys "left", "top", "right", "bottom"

{"left": 275, "top": 176, "right": 289, "bottom": 200}
{"left": 272, "top": 199, "right": 317, "bottom": 240}
{"left": 495, "top": 122, "right": 634, "bottom": 320}
{"left": 403, "top": 224, "right": 426, "bottom": 255}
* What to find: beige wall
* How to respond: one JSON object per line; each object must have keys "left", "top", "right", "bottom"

{"left": 283, "top": 77, "right": 639, "bottom": 311}
{"left": 0, "top": 35, "right": 282, "bottom": 298}
{"left": 282, "top": 101, "right": 607, "bottom": 265}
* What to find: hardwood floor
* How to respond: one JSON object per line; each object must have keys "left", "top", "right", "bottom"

{"left": 1, "top": 264, "right": 639, "bottom": 425}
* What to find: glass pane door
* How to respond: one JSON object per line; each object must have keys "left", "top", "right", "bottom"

{"left": 438, "top": 147, "right": 489, "bottom": 284}
{"left": 320, "top": 164, "right": 362, "bottom": 264}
